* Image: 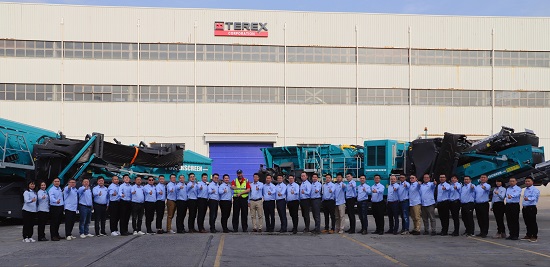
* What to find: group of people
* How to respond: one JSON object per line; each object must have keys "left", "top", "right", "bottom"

{"left": 21, "top": 169, "right": 540, "bottom": 243}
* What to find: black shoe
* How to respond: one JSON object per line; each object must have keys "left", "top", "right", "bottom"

{"left": 121, "top": 232, "right": 129, "bottom": 236}
{"left": 475, "top": 234, "right": 483, "bottom": 237}
{"left": 51, "top": 237, "right": 60, "bottom": 241}
{"left": 480, "top": 234, "right": 487, "bottom": 238}
{"left": 411, "top": 231, "right": 420, "bottom": 236}
{"left": 233, "top": 229, "right": 238, "bottom": 233}
{"left": 210, "top": 230, "right": 218, "bottom": 233}
{"left": 507, "top": 236, "right": 518, "bottom": 240}
{"left": 451, "top": 232, "right": 459, "bottom": 237}
{"left": 348, "top": 230, "right": 355, "bottom": 234}
{"left": 430, "top": 232, "right": 437, "bottom": 236}
{"left": 385, "top": 230, "right": 393, "bottom": 234}
{"left": 223, "top": 229, "right": 229, "bottom": 233}
{"left": 157, "top": 230, "right": 164, "bottom": 234}
{"left": 292, "top": 229, "right": 297, "bottom": 234}
{"left": 303, "top": 228, "right": 310, "bottom": 233}
{"left": 38, "top": 237, "right": 48, "bottom": 241}
{"left": 371, "top": 231, "right": 379, "bottom": 234}
{"left": 361, "top": 230, "right": 367, "bottom": 235}
{"left": 393, "top": 231, "right": 399, "bottom": 235}
{"left": 423, "top": 231, "right": 430, "bottom": 235}
{"left": 438, "top": 232, "right": 448, "bottom": 236}
{"left": 378, "top": 232, "right": 384, "bottom": 235}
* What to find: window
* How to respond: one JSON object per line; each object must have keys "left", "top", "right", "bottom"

{"left": 366, "top": 146, "right": 386, "bottom": 166}
{"left": 200, "top": 86, "right": 284, "bottom": 103}
{"left": 411, "top": 49, "right": 491, "bottom": 66}
{"left": 196, "top": 44, "right": 284, "bottom": 63}
{"left": 286, "top": 88, "right": 356, "bottom": 104}
{"left": 411, "top": 89, "right": 491, "bottom": 106}
{"left": 0, "top": 83, "right": 61, "bottom": 101}
{"left": 358, "top": 48, "right": 408, "bottom": 64}
{"left": 495, "top": 91, "right": 550, "bottom": 107}
{"left": 64, "top": 42, "right": 138, "bottom": 60}
{"left": 0, "top": 40, "right": 62, "bottom": 58}
{"left": 358, "top": 89, "right": 409, "bottom": 105}
{"left": 494, "top": 51, "right": 550, "bottom": 68}
{"left": 139, "top": 85, "right": 195, "bottom": 102}
{"left": 287, "top": 46, "right": 355, "bottom": 63}
{"left": 64, "top": 85, "right": 137, "bottom": 102}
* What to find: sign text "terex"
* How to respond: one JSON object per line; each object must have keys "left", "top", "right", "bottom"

{"left": 214, "top": 21, "right": 269, "bottom": 37}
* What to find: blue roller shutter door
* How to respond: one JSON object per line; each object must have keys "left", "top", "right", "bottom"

{"left": 209, "top": 143, "right": 273, "bottom": 181}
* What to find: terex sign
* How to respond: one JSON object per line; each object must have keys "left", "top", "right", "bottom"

{"left": 214, "top": 21, "right": 268, "bottom": 37}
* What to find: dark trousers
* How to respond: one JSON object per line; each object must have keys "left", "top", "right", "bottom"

{"left": 287, "top": 200, "right": 300, "bottom": 231}
{"left": 300, "top": 198, "right": 311, "bottom": 230}
{"left": 475, "top": 202, "right": 490, "bottom": 235}
{"left": 197, "top": 197, "right": 208, "bottom": 231}
{"left": 37, "top": 211, "right": 48, "bottom": 239}
{"left": 322, "top": 200, "right": 336, "bottom": 231}
{"left": 492, "top": 202, "right": 506, "bottom": 234}
{"left": 311, "top": 198, "right": 322, "bottom": 232}
{"left": 232, "top": 197, "right": 248, "bottom": 232}
{"left": 94, "top": 203, "right": 107, "bottom": 235}
{"left": 345, "top": 198, "right": 357, "bottom": 231}
{"left": 22, "top": 210, "right": 35, "bottom": 239}
{"left": 64, "top": 210, "right": 76, "bottom": 237}
{"left": 263, "top": 200, "right": 276, "bottom": 231}
{"left": 208, "top": 199, "right": 219, "bottom": 231}
{"left": 437, "top": 200, "right": 450, "bottom": 233}
{"left": 108, "top": 201, "right": 120, "bottom": 233}
{"left": 144, "top": 201, "right": 156, "bottom": 233}
{"left": 461, "top": 202, "right": 475, "bottom": 235}
{"left": 505, "top": 203, "right": 520, "bottom": 238}
{"left": 357, "top": 200, "right": 369, "bottom": 231}
{"left": 187, "top": 199, "right": 198, "bottom": 230}
{"left": 220, "top": 200, "right": 232, "bottom": 231}
{"left": 119, "top": 200, "right": 132, "bottom": 234}
{"left": 49, "top": 206, "right": 63, "bottom": 238}
{"left": 276, "top": 199, "right": 288, "bottom": 231}
{"left": 371, "top": 201, "right": 386, "bottom": 233}
{"left": 387, "top": 201, "right": 400, "bottom": 232}
{"left": 155, "top": 200, "right": 165, "bottom": 230}
{"left": 131, "top": 202, "right": 144, "bottom": 232}
{"left": 522, "top": 206, "right": 538, "bottom": 238}
{"left": 176, "top": 200, "right": 188, "bottom": 233}
{"left": 449, "top": 200, "right": 461, "bottom": 233}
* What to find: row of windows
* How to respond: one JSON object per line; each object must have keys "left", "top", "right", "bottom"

{"left": 3, "top": 84, "right": 550, "bottom": 107}
{"left": 2, "top": 39, "right": 550, "bottom": 67}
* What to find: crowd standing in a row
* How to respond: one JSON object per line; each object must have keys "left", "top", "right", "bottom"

{"left": 21, "top": 170, "right": 540, "bottom": 243}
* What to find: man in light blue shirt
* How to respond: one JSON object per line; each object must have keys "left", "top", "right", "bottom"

{"left": 219, "top": 174, "right": 233, "bottom": 233}
{"left": 63, "top": 179, "right": 78, "bottom": 240}
{"left": 250, "top": 173, "right": 264, "bottom": 232}
{"left": 357, "top": 175, "right": 371, "bottom": 235}
{"left": 175, "top": 175, "right": 188, "bottom": 234}
{"left": 118, "top": 175, "right": 133, "bottom": 236}
{"left": 166, "top": 174, "right": 178, "bottom": 234}
{"left": 310, "top": 173, "right": 323, "bottom": 234}
{"left": 286, "top": 175, "right": 300, "bottom": 234}
{"left": 155, "top": 175, "right": 166, "bottom": 234}
{"left": 370, "top": 174, "right": 385, "bottom": 235}
{"left": 398, "top": 175, "right": 410, "bottom": 235}
{"left": 131, "top": 176, "right": 145, "bottom": 235}
{"left": 344, "top": 173, "right": 357, "bottom": 234}
{"left": 187, "top": 173, "right": 198, "bottom": 233}
{"left": 92, "top": 177, "right": 109, "bottom": 237}
{"left": 107, "top": 176, "right": 121, "bottom": 236}
{"left": 492, "top": 178, "right": 506, "bottom": 238}
{"left": 334, "top": 173, "right": 347, "bottom": 234}
{"left": 522, "top": 177, "right": 540, "bottom": 242}
{"left": 449, "top": 175, "right": 462, "bottom": 236}
{"left": 436, "top": 174, "right": 451, "bottom": 236}
{"left": 299, "top": 172, "right": 312, "bottom": 233}
{"left": 196, "top": 173, "right": 209, "bottom": 233}
{"left": 208, "top": 173, "right": 220, "bottom": 233}
{"left": 48, "top": 178, "right": 64, "bottom": 241}
{"left": 275, "top": 175, "right": 288, "bottom": 233}
{"left": 408, "top": 175, "right": 422, "bottom": 235}
{"left": 143, "top": 176, "right": 157, "bottom": 234}
{"left": 460, "top": 176, "right": 476, "bottom": 236}
{"left": 505, "top": 177, "right": 521, "bottom": 240}
{"left": 387, "top": 175, "right": 400, "bottom": 235}
{"left": 263, "top": 175, "right": 277, "bottom": 233}
{"left": 420, "top": 174, "right": 436, "bottom": 235}
{"left": 474, "top": 174, "right": 491, "bottom": 238}
{"left": 322, "top": 174, "right": 335, "bottom": 234}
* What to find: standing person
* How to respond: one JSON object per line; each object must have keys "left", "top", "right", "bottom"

{"left": 408, "top": 175, "right": 422, "bottom": 235}
{"left": 208, "top": 173, "right": 220, "bottom": 233}
{"left": 436, "top": 174, "right": 451, "bottom": 236}
{"left": 370, "top": 174, "right": 385, "bottom": 235}
{"left": 196, "top": 173, "right": 209, "bottom": 233}
{"left": 334, "top": 173, "right": 347, "bottom": 234}
{"left": 398, "top": 175, "right": 410, "bottom": 235}
{"left": 522, "top": 177, "right": 540, "bottom": 242}
{"left": 155, "top": 175, "right": 166, "bottom": 234}
{"left": 219, "top": 174, "right": 233, "bottom": 233}
{"left": 310, "top": 173, "right": 322, "bottom": 234}
{"left": 108, "top": 175, "right": 121, "bottom": 236}
{"left": 63, "top": 179, "right": 78, "bottom": 241}
{"left": 475, "top": 174, "right": 491, "bottom": 238}
{"left": 491, "top": 178, "right": 506, "bottom": 239}
{"left": 118, "top": 174, "right": 133, "bottom": 236}
{"left": 299, "top": 172, "right": 312, "bottom": 233}
{"left": 449, "top": 175, "right": 462, "bottom": 236}
{"left": 93, "top": 177, "right": 109, "bottom": 237}
{"left": 176, "top": 175, "right": 188, "bottom": 234}
{"left": 505, "top": 177, "right": 521, "bottom": 240}
{"left": 143, "top": 176, "right": 157, "bottom": 234}
{"left": 37, "top": 181, "right": 49, "bottom": 241}
{"left": 386, "top": 175, "right": 400, "bottom": 235}
{"left": 420, "top": 174, "right": 436, "bottom": 236}
{"left": 263, "top": 175, "right": 277, "bottom": 233}
{"left": 48, "top": 178, "right": 64, "bottom": 241}
{"left": 344, "top": 173, "right": 357, "bottom": 234}
{"left": 460, "top": 176, "right": 476, "bottom": 236}
{"left": 166, "top": 174, "right": 178, "bottom": 234}
{"left": 131, "top": 176, "right": 145, "bottom": 235}
{"left": 231, "top": 170, "right": 251, "bottom": 232}
{"left": 249, "top": 173, "right": 264, "bottom": 232}
{"left": 187, "top": 173, "right": 199, "bottom": 233}
{"left": 22, "top": 181, "right": 37, "bottom": 243}
{"left": 357, "top": 175, "right": 371, "bottom": 235}
{"left": 275, "top": 174, "right": 288, "bottom": 233}
{"left": 321, "top": 174, "right": 336, "bottom": 234}
{"left": 78, "top": 178, "right": 94, "bottom": 239}
{"left": 286, "top": 174, "right": 300, "bottom": 234}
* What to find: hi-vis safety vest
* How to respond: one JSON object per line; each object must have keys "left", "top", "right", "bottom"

{"left": 233, "top": 178, "right": 248, "bottom": 198}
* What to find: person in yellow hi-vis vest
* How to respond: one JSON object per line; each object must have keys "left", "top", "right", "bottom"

{"left": 231, "top": 170, "right": 251, "bottom": 232}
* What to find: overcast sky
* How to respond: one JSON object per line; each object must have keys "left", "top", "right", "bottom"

{"left": 9, "top": 0, "right": 550, "bottom": 17}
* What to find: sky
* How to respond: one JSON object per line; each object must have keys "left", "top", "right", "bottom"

{"left": 7, "top": 0, "right": 550, "bottom": 17}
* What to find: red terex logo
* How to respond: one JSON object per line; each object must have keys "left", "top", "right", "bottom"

{"left": 214, "top": 21, "right": 268, "bottom": 37}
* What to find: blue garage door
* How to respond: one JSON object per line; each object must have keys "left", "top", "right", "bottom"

{"left": 209, "top": 143, "right": 273, "bottom": 182}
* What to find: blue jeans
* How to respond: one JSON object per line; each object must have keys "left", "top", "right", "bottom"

{"left": 358, "top": 200, "right": 369, "bottom": 231}
{"left": 400, "top": 200, "right": 410, "bottom": 231}
{"left": 78, "top": 205, "right": 92, "bottom": 235}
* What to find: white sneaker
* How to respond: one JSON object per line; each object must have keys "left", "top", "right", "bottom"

{"left": 111, "top": 232, "right": 119, "bottom": 236}
{"left": 138, "top": 231, "right": 145, "bottom": 235}
{"left": 80, "top": 234, "right": 86, "bottom": 239}
{"left": 66, "top": 236, "right": 73, "bottom": 241}
{"left": 29, "top": 238, "right": 36, "bottom": 243}
{"left": 23, "top": 238, "right": 30, "bottom": 243}
{"left": 133, "top": 231, "right": 138, "bottom": 235}
{"left": 169, "top": 230, "right": 176, "bottom": 234}
{"left": 86, "top": 234, "right": 94, "bottom": 237}
{"left": 116, "top": 231, "right": 121, "bottom": 235}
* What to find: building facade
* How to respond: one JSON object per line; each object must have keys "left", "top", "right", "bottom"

{"left": 1, "top": 3, "right": 550, "bottom": 176}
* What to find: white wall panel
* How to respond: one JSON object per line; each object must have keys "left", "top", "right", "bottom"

{"left": 285, "top": 105, "right": 356, "bottom": 141}
{"left": 495, "top": 68, "right": 550, "bottom": 91}
{"left": 358, "top": 65, "right": 409, "bottom": 88}
{"left": 286, "top": 64, "right": 355, "bottom": 88}
{"left": 196, "top": 62, "right": 284, "bottom": 87}
{"left": 410, "top": 106, "right": 493, "bottom": 138}
{"left": 0, "top": 102, "right": 62, "bottom": 132}
{"left": 0, "top": 58, "right": 62, "bottom": 84}
{"left": 412, "top": 66, "right": 492, "bottom": 90}
{"left": 140, "top": 61, "right": 194, "bottom": 85}
{"left": 63, "top": 60, "right": 138, "bottom": 85}
{"left": 358, "top": 106, "right": 410, "bottom": 141}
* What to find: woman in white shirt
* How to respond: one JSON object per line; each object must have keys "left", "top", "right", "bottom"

{"left": 37, "top": 181, "right": 50, "bottom": 241}
{"left": 22, "top": 181, "right": 38, "bottom": 243}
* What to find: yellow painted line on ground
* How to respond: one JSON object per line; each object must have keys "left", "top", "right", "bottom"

{"left": 214, "top": 234, "right": 226, "bottom": 267}
{"left": 468, "top": 236, "right": 550, "bottom": 259}
{"left": 342, "top": 235, "right": 407, "bottom": 266}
